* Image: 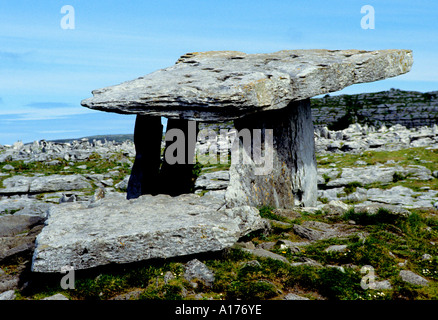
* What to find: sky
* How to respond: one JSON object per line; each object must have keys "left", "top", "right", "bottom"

{"left": 1, "top": 0, "right": 437, "bottom": 145}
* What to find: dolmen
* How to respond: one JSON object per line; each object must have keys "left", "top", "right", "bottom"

{"left": 31, "top": 49, "right": 413, "bottom": 272}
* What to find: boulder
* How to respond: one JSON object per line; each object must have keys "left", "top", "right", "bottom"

{"left": 399, "top": 270, "right": 429, "bottom": 286}
{"left": 183, "top": 259, "right": 215, "bottom": 288}
{"left": 31, "top": 193, "right": 264, "bottom": 272}
{"left": 0, "top": 290, "right": 16, "bottom": 300}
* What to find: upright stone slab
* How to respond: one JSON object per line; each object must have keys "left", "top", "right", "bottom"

{"left": 127, "top": 116, "right": 162, "bottom": 199}
{"left": 159, "top": 119, "right": 199, "bottom": 195}
{"left": 226, "top": 99, "right": 317, "bottom": 208}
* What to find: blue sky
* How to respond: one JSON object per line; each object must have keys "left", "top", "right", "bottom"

{"left": 1, "top": 0, "right": 437, "bottom": 145}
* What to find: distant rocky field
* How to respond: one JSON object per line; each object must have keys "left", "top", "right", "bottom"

{"left": 1, "top": 122, "right": 437, "bottom": 301}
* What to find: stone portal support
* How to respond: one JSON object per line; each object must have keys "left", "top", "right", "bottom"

{"left": 160, "top": 119, "right": 199, "bottom": 196}
{"left": 127, "top": 115, "right": 162, "bottom": 199}
{"left": 225, "top": 99, "right": 317, "bottom": 209}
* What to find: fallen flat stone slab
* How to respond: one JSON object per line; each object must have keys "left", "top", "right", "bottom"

{"left": 31, "top": 193, "right": 264, "bottom": 272}
{"left": 0, "top": 174, "right": 92, "bottom": 195}
{"left": 0, "top": 176, "right": 34, "bottom": 194}
{"left": 29, "top": 174, "right": 92, "bottom": 193}
{"left": 81, "top": 49, "right": 413, "bottom": 121}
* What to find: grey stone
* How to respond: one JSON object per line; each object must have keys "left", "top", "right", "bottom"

{"left": 290, "top": 257, "right": 323, "bottom": 267}
{"left": 183, "top": 259, "right": 215, "bottom": 287}
{"left": 323, "top": 200, "right": 352, "bottom": 215}
{"left": 31, "top": 193, "right": 264, "bottom": 272}
{"left": 422, "top": 254, "right": 432, "bottom": 261}
{"left": 293, "top": 220, "right": 359, "bottom": 242}
{"left": 0, "top": 278, "right": 19, "bottom": 293}
{"left": 81, "top": 49, "right": 413, "bottom": 121}
{"left": 202, "top": 190, "right": 226, "bottom": 200}
{"left": 374, "top": 280, "right": 393, "bottom": 290}
{"left": 276, "top": 240, "right": 302, "bottom": 254}
{"left": 241, "top": 248, "right": 290, "bottom": 265}
{"left": 195, "top": 171, "right": 229, "bottom": 190}
{"left": 325, "top": 165, "right": 430, "bottom": 187}
{"left": 225, "top": 99, "right": 317, "bottom": 209}
{"left": 29, "top": 174, "right": 92, "bottom": 193}
{"left": 42, "top": 293, "right": 69, "bottom": 300}
{"left": 0, "top": 176, "right": 33, "bottom": 194}
{"left": 0, "top": 225, "right": 43, "bottom": 262}
{"left": 114, "top": 175, "right": 130, "bottom": 190}
{"left": 110, "top": 289, "right": 143, "bottom": 300}
{"left": 0, "top": 215, "right": 44, "bottom": 237}
{"left": 2, "top": 164, "right": 14, "bottom": 171}
{"left": 354, "top": 203, "right": 411, "bottom": 216}
{"left": 163, "top": 271, "right": 175, "bottom": 284}
{"left": 292, "top": 224, "right": 326, "bottom": 242}
{"left": 399, "top": 270, "right": 429, "bottom": 286}
{"left": 367, "top": 186, "right": 437, "bottom": 208}
{"left": 232, "top": 241, "right": 256, "bottom": 250}
{"left": 0, "top": 290, "right": 16, "bottom": 300}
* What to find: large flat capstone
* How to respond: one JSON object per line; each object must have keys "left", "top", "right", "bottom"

{"left": 81, "top": 49, "right": 413, "bottom": 121}
{"left": 31, "top": 192, "right": 264, "bottom": 273}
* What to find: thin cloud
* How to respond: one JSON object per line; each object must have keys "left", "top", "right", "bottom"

{"left": 25, "top": 102, "right": 73, "bottom": 109}
{"left": 1, "top": 104, "right": 97, "bottom": 121}
{"left": 38, "top": 129, "right": 81, "bottom": 134}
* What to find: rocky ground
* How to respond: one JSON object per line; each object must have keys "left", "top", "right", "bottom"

{"left": 0, "top": 123, "right": 437, "bottom": 300}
